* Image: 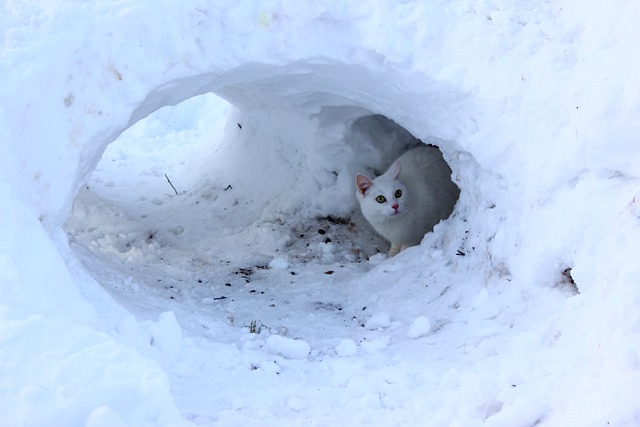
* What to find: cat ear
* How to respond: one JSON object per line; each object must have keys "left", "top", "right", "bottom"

{"left": 388, "top": 159, "right": 401, "bottom": 179}
{"left": 356, "top": 174, "right": 373, "bottom": 195}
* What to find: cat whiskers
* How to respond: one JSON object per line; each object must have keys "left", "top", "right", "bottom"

{"left": 381, "top": 205, "right": 417, "bottom": 225}
{"left": 396, "top": 205, "right": 420, "bottom": 223}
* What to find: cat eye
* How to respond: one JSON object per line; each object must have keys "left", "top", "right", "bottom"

{"left": 375, "top": 195, "right": 386, "bottom": 203}
{"left": 395, "top": 189, "right": 402, "bottom": 198}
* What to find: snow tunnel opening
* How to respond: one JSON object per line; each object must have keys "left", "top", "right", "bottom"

{"left": 80, "top": 92, "right": 232, "bottom": 207}
{"left": 64, "top": 65, "right": 467, "bottom": 321}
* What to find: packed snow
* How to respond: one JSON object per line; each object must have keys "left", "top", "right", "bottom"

{"left": 2, "top": 1, "right": 640, "bottom": 426}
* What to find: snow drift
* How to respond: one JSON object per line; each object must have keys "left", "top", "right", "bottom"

{"left": 1, "top": 1, "right": 640, "bottom": 426}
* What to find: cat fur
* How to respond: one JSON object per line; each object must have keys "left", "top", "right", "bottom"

{"left": 355, "top": 145, "right": 459, "bottom": 256}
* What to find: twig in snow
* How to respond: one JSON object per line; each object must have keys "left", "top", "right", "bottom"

{"left": 164, "top": 173, "right": 179, "bottom": 195}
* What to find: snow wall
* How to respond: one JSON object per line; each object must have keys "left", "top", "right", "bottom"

{"left": 2, "top": 1, "right": 640, "bottom": 426}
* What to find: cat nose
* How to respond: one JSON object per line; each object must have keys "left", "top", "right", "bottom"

{"left": 392, "top": 203, "right": 399, "bottom": 212}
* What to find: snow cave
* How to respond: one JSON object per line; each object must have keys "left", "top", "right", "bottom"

{"left": 3, "top": 2, "right": 640, "bottom": 426}
{"left": 65, "top": 67, "right": 467, "bottom": 327}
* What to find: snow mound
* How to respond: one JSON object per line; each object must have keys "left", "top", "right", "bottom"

{"left": 407, "top": 316, "right": 432, "bottom": 339}
{"left": 269, "top": 257, "right": 290, "bottom": 270}
{"left": 365, "top": 312, "right": 392, "bottom": 330}
{"left": 335, "top": 339, "right": 359, "bottom": 357}
{"left": 265, "top": 335, "right": 311, "bottom": 360}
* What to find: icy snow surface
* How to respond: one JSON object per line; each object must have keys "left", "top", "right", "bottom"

{"left": 2, "top": 1, "right": 640, "bottom": 426}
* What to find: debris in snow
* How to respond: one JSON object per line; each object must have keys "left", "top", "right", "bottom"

{"left": 163, "top": 173, "right": 179, "bottom": 195}
{"left": 313, "top": 301, "right": 343, "bottom": 311}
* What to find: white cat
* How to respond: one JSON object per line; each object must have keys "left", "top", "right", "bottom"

{"left": 355, "top": 145, "right": 459, "bottom": 256}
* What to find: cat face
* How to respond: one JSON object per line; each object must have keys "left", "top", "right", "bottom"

{"left": 356, "top": 173, "right": 408, "bottom": 219}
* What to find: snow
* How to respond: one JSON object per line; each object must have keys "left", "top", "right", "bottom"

{"left": 2, "top": 1, "right": 640, "bottom": 426}
{"left": 335, "top": 339, "right": 358, "bottom": 357}
{"left": 406, "top": 316, "right": 432, "bottom": 339}
{"left": 364, "top": 311, "right": 392, "bottom": 330}
{"left": 268, "top": 257, "right": 290, "bottom": 270}
{"left": 265, "top": 335, "right": 311, "bottom": 360}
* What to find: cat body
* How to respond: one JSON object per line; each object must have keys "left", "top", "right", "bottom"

{"left": 355, "top": 145, "right": 459, "bottom": 256}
